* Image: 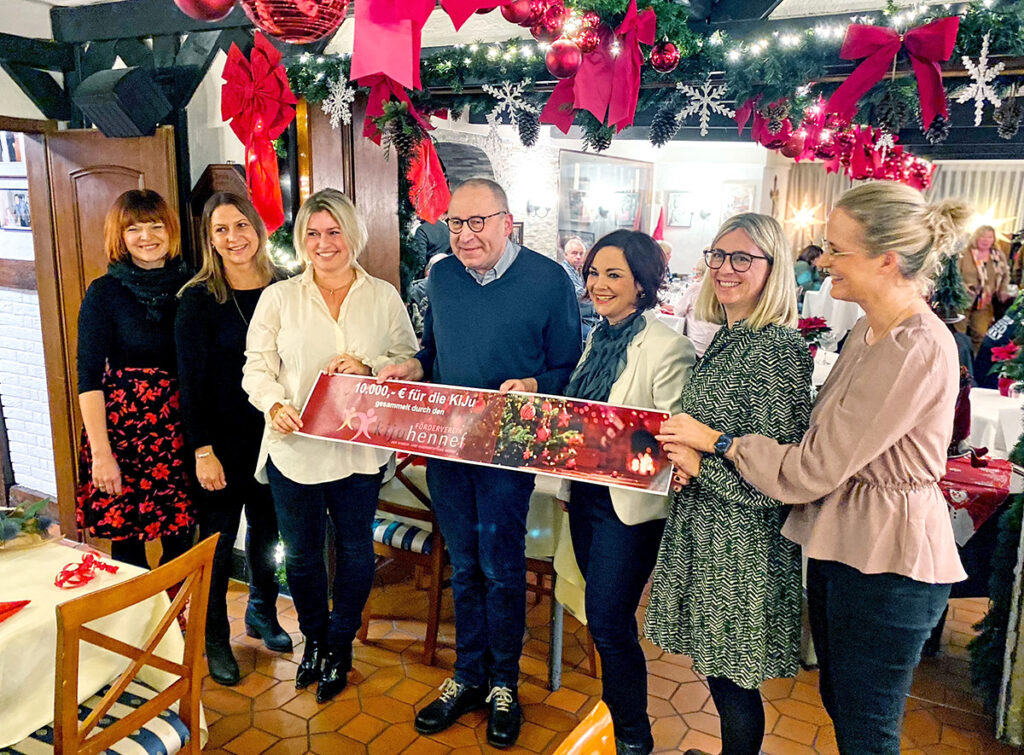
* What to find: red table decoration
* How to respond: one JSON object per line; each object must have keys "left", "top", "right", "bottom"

{"left": 940, "top": 455, "right": 1012, "bottom": 542}
{"left": 54, "top": 553, "right": 119, "bottom": 590}
{"left": 221, "top": 32, "right": 298, "bottom": 234}
{"left": 0, "top": 600, "right": 29, "bottom": 624}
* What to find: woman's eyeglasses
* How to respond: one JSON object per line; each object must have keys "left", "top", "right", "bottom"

{"left": 443, "top": 210, "right": 507, "bottom": 233}
{"left": 703, "top": 248, "right": 773, "bottom": 272}
{"left": 819, "top": 239, "right": 853, "bottom": 257}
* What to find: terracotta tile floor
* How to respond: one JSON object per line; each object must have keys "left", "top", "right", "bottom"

{"left": 200, "top": 567, "right": 1015, "bottom": 754}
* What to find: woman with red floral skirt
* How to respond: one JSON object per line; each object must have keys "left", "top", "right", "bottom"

{"left": 76, "top": 189, "right": 195, "bottom": 568}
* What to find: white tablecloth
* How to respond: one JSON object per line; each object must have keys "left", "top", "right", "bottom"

{"left": 802, "top": 277, "right": 865, "bottom": 343}
{"left": 0, "top": 541, "right": 206, "bottom": 748}
{"left": 969, "top": 388, "right": 1024, "bottom": 455}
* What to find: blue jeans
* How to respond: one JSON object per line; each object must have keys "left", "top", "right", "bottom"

{"left": 807, "top": 558, "right": 951, "bottom": 754}
{"left": 568, "top": 482, "right": 664, "bottom": 749}
{"left": 267, "top": 459, "right": 384, "bottom": 646}
{"left": 426, "top": 459, "right": 534, "bottom": 688}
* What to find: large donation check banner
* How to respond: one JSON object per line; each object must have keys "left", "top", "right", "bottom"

{"left": 298, "top": 373, "right": 672, "bottom": 494}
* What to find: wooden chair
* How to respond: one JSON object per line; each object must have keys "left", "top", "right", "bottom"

{"left": 358, "top": 457, "right": 448, "bottom": 665}
{"left": 51, "top": 535, "right": 217, "bottom": 755}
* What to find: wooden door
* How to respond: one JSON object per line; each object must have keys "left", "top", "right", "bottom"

{"left": 24, "top": 127, "right": 178, "bottom": 535}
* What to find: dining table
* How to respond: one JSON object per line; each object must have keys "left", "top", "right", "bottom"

{"left": 969, "top": 387, "right": 1024, "bottom": 457}
{"left": 0, "top": 538, "right": 207, "bottom": 749}
{"left": 802, "top": 276, "right": 865, "bottom": 344}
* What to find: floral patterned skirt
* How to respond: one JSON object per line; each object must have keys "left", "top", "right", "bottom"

{"left": 76, "top": 367, "right": 195, "bottom": 541}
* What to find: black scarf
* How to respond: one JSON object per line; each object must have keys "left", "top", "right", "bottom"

{"left": 107, "top": 257, "right": 189, "bottom": 321}
{"left": 564, "top": 310, "right": 646, "bottom": 402}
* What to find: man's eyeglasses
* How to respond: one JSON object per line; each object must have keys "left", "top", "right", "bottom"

{"left": 443, "top": 210, "right": 507, "bottom": 234}
{"left": 703, "top": 248, "right": 773, "bottom": 272}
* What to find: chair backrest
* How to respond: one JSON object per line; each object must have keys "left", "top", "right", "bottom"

{"left": 53, "top": 535, "right": 217, "bottom": 755}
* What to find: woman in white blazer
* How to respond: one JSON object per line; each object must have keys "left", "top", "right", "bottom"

{"left": 559, "top": 230, "right": 695, "bottom": 755}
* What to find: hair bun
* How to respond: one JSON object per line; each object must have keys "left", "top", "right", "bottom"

{"left": 924, "top": 199, "right": 973, "bottom": 261}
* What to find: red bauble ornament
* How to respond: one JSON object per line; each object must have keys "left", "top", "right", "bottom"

{"left": 543, "top": 3, "right": 566, "bottom": 34}
{"left": 174, "top": 0, "right": 235, "bottom": 21}
{"left": 649, "top": 40, "right": 680, "bottom": 73}
{"left": 524, "top": 0, "right": 551, "bottom": 26}
{"left": 576, "top": 26, "right": 601, "bottom": 54}
{"left": 780, "top": 131, "right": 806, "bottom": 159}
{"left": 545, "top": 38, "right": 582, "bottom": 78}
{"left": 519, "top": 403, "right": 537, "bottom": 421}
{"left": 238, "top": 0, "right": 349, "bottom": 44}
{"left": 579, "top": 10, "right": 601, "bottom": 29}
{"left": 501, "top": 0, "right": 533, "bottom": 24}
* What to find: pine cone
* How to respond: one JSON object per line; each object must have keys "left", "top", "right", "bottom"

{"left": 995, "top": 98, "right": 1023, "bottom": 140}
{"left": 517, "top": 110, "right": 540, "bottom": 147}
{"left": 922, "top": 113, "right": 951, "bottom": 145}
{"left": 383, "top": 116, "right": 425, "bottom": 158}
{"left": 649, "top": 102, "right": 681, "bottom": 147}
{"left": 583, "top": 123, "right": 614, "bottom": 152}
{"left": 875, "top": 88, "right": 910, "bottom": 133}
{"left": 759, "top": 101, "right": 791, "bottom": 135}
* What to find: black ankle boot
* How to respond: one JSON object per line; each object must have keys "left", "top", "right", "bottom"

{"left": 245, "top": 604, "right": 293, "bottom": 653}
{"left": 316, "top": 644, "right": 352, "bottom": 703}
{"left": 205, "top": 635, "right": 240, "bottom": 686}
{"left": 295, "top": 638, "right": 324, "bottom": 690}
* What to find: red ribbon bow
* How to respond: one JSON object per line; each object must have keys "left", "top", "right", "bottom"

{"left": 221, "top": 33, "right": 298, "bottom": 234}
{"left": 441, "top": 0, "right": 509, "bottom": 30}
{"left": 357, "top": 74, "right": 434, "bottom": 145}
{"left": 607, "top": 0, "right": 656, "bottom": 131}
{"left": 826, "top": 17, "right": 959, "bottom": 130}
{"left": 406, "top": 138, "right": 452, "bottom": 223}
{"left": 55, "top": 553, "right": 119, "bottom": 589}
{"left": 350, "top": 0, "right": 434, "bottom": 91}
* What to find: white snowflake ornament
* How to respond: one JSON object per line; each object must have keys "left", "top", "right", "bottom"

{"left": 481, "top": 80, "right": 540, "bottom": 147}
{"left": 321, "top": 76, "right": 356, "bottom": 129}
{"left": 675, "top": 78, "right": 736, "bottom": 137}
{"left": 955, "top": 32, "right": 1004, "bottom": 127}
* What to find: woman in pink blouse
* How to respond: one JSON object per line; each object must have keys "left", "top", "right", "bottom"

{"left": 658, "top": 182, "right": 971, "bottom": 753}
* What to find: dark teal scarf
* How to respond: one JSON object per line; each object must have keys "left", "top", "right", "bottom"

{"left": 107, "top": 257, "right": 189, "bottom": 321}
{"left": 564, "top": 310, "right": 646, "bottom": 402}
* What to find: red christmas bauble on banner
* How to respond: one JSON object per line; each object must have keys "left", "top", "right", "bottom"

{"left": 524, "top": 0, "right": 551, "bottom": 27}
{"left": 575, "top": 26, "right": 601, "bottom": 54}
{"left": 500, "top": 0, "right": 532, "bottom": 24}
{"left": 174, "top": 0, "right": 235, "bottom": 21}
{"left": 649, "top": 40, "right": 680, "bottom": 73}
{"left": 238, "top": 0, "right": 349, "bottom": 44}
{"left": 543, "top": 3, "right": 566, "bottom": 34}
{"left": 545, "top": 38, "right": 582, "bottom": 79}
{"left": 780, "top": 131, "right": 805, "bottom": 158}
{"left": 579, "top": 10, "right": 601, "bottom": 29}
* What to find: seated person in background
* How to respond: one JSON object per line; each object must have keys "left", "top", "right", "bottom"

{"left": 672, "top": 258, "right": 721, "bottom": 358}
{"left": 561, "top": 236, "right": 599, "bottom": 340}
{"left": 974, "top": 292, "right": 1024, "bottom": 389}
{"left": 794, "top": 244, "right": 825, "bottom": 297}
{"left": 408, "top": 252, "right": 449, "bottom": 338}
{"left": 409, "top": 218, "right": 451, "bottom": 279}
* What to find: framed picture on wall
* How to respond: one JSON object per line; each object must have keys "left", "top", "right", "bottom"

{"left": 0, "top": 132, "right": 23, "bottom": 164}
{"left": 0, "top": 189, "right": 31, "bottom": 230}
{"left": 666, "top": 191, "right": 695, "bottom": 228}
{"left": 615, "top": 191, "right": 640, "bottom": 227}
{"left": 511, "top": 222, "right": 524, "bottom": 245}
{"left": 720, "top": 181, "right": 757, "bottom": 224}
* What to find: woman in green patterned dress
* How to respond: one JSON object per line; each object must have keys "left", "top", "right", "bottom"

{"left": 644, "top": 213, "right": 812, "bottom": 755}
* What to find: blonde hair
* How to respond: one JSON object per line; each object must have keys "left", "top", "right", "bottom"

{"left": 104, "top": 189, "right": 181, "bottom": 263}
{"left": 695, "top": 213, "right": 798, "bottom": 329}
{"left": 833, "top": 181, "right": 973, "bottom": 293}
{"left": 967, "top": 224, "right": 997, "bottom": 251}
{"left": 178, "top": 192, "right": 277, "bottom": 304}
{"left": 293, "top": 188, "right": 368, "bottom": 264}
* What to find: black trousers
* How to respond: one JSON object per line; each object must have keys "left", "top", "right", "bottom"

{"left": 568, "top": 481, "right": 665, "bottom": 749}
{"left": 197, "top": 453, "right": 282, "bottom": 641}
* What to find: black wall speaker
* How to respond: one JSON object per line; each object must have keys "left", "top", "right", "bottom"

{"left": 73, "top": 68, "right": 173, "bottom": 138}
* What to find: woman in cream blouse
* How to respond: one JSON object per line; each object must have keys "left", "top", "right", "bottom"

{"left": 659, "top": 182, "right": 971, "bottom": 753}
{"left": 243, "top": 189, "right": 417, "bottom": 704}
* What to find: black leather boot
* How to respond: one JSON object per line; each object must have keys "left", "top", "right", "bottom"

{"left": 205, "top": 634, "right": 240, "bottom": 686}
{"left": 414, "top": 678, "right": 488, "bottom": 734}
{"left": 245, "top": 604, "right": 293, "bottom": 653}
{"left": 316, "top": 643, "right": 352, "bottom": 703}
{"left": 485, "top": 685, "right": 522, "bottom": 748}
{"left": 617, "top": 738, "right": 654, "bottom": 754}
{"left": 295, "top": 638, "right": 324, "bottom": 690}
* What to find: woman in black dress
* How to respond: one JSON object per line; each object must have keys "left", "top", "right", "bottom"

{"left": 76, "top": 189, "right": 194, "bottom": 568}
{"left": 176, "top": 192, "right": 290, "bottom": 685}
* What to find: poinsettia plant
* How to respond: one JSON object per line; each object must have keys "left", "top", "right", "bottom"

{"left": 989, "top": 342, "right": 1022, "bottom": 377}
{"left": 798, "top": 316, "right": 831, "bottom": 355}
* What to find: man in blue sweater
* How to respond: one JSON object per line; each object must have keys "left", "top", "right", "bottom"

{"left": 380, "top": 178, "right": 581, "bottom": 747}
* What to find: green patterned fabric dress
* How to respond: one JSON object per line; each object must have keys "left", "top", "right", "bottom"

{"left": 644, "top": 322, "right": 813, "bottom": 689}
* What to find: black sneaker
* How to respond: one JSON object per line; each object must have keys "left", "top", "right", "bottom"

{"left": 414, "top": 678, "right": 487, "bottom": 734}
{"left": 485, "top": 685, "right": 522, "bottom": 749}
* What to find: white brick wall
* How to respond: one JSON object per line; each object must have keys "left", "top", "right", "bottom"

{"left": 0, "top": 287, "right": 57, "bottom": 497}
